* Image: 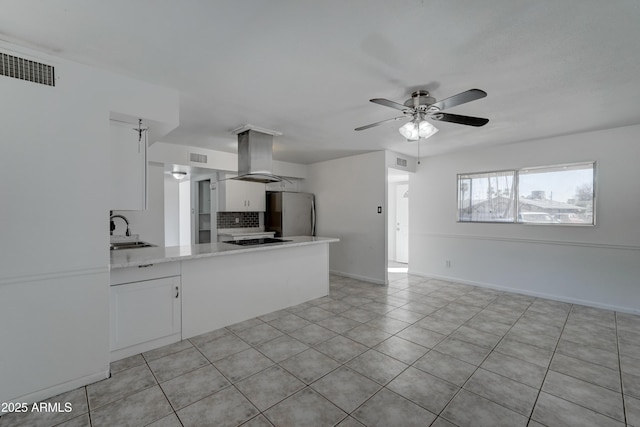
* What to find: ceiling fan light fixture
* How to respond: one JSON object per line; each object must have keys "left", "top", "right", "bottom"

{"left": 399, "top": 121, "right": 419, "bottom": 140}
{"left": 356, "top": 88, "right": 487, "bottom": 138}
{"left": 418, "top": 120, "right": 438, "bottom": 139}
{"left": 399, "top": 119, "right": 438, "bottom": 141}
{"left": 172, "top": 171, "right": 188, "bottom": 180}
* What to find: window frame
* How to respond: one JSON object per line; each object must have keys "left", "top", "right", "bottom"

{"left": 457, "top": 169, "right": 517, "bottom": 224}
{"left": 456, "top": 161, "right": 596, "bottom": 226}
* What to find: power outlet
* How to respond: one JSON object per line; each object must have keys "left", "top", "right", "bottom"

{"left": 235, "top": 217, "right": 240, "bottom": 224}
{"left": 445, "top": 260, "right": 452, "bottom": 268}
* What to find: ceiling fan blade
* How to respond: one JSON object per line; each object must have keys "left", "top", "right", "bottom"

{"left": 355, "top": 116, "right": 407, "bottom": 131}
{"left": 370, "top": 98, "right": 409, "bottom": 111}
{"left": 430, "top": 112, "right": 489, "bottom": 127}
{"left": 430, "top": 89, "right": 487, "bottom": 111}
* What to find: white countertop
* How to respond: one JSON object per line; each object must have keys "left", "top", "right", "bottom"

{"left": 110, "top": 236, "right": 339, "bottom": 269}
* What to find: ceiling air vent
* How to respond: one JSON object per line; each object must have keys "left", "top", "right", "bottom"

{"left": 396, "top": 157, "right": 408, "bottom": 167}
{"left": 189, "top": 153, "right": 207, "bottom": 164}
{"left": 1, "top": 52, "right": 55, "bottom": 86}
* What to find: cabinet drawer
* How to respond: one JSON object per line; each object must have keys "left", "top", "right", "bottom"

{"left": 111, "top": 262, "right": 180, "bottom": 285}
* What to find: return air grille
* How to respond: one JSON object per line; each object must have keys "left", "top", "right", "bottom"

{"left": 189, "top": 153, "right": 207, "bottom": 163}
{"left": 396, "top": 157, "right": 408, "bottom": 167}
{"left": 0, "top": 52, "right": 55, "bottom": 86}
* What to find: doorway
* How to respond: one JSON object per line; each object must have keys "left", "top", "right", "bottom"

{"left": 395, "top": 183, "right": 409, "bottom": 263}
{"left": 388, "top": 168, "right": 410, "bottom": 274}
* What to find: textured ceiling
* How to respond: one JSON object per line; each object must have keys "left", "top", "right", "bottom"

{"left": 2, "top": 0, "right": 640, "bottom": 164}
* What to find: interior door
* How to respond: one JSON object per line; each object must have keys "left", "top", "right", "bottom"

{"left": 396, "top": 184, "right": 409, "bottom": 263}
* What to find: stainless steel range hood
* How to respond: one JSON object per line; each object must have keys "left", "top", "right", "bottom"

{"left": 231, "top": 125, "right": 285, "bottom": 183}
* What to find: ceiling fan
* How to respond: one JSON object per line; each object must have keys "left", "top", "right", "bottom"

{"left": 355, "top": 89, "right": 489, "bottom": 141}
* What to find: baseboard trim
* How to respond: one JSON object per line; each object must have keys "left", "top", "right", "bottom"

{"left": 409, "top": 270, "right": 640, "bottom": 315}
{"left": 4, "top": 369, "right": 109, "bottom": 408}
{"left": 330, "top": 270, "right": 386, "bottom": 285}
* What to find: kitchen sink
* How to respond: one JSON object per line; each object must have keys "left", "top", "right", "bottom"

{"left": 110, "top": 241, "right": 156, "bottom": 250}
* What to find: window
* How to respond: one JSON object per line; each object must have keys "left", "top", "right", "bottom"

{"left": 457, "top": 162, "right": 595, "bottom": 225}
{"left": 518, "top": 162, "right": 595, "bottom": 225}
{"left": 458, "top": 170, "right": 516, "bottom": 222}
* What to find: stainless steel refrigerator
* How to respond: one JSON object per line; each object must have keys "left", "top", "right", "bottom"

{"left": 265, "top": 191, "right": 315, "bottom": 237}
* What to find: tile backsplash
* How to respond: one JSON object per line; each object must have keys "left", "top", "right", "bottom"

{"left": 217, "top": 211, "right": 260, "bottom": 229}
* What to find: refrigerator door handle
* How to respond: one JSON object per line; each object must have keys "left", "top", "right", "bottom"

{"left": 311, "top": 197, "right": 316, "bottom": 236}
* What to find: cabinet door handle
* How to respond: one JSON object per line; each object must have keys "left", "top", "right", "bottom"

{"left": 175, "top": 286, "right": 179, "bottom": 298}
{"left": 138, "top": 264, "right": 154, "bottom": 268}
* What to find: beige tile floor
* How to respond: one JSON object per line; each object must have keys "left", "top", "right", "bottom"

{"left": 2, "top": 272, "right": 639, "bottom": 426}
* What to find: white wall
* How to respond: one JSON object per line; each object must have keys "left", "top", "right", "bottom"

{"left": 164, "top": 174, "right": 180, "bottom": 247}
{"left": 0, "top": 41, "right": 179, "bottom": 404}
{"left": 112, "top": 163, "right": 165, "bottom": 246}
{"left": 305, "top": 151, "right": 388, "bottom": 284}
{"left": 411, "top": 124, "right": 640, "bottom": 313}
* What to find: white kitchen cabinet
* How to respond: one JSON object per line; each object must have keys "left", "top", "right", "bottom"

{"left": 109, "top": 120, "right": 147, "bottom": 211}
{"left": 243, "top": 181, "right": 266, "bottom": 211}
{"left": 110, "top": 263, "right": 181, "bottom": 362}
{"left": 219, "top": 178, "right": 266, "bottom": 212}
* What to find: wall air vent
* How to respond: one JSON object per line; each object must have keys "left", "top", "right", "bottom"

{"left": 396, "top": 157, "right": 408, "bottom": 168}
{"left": 0, "top": 52, "right": 55, "bottom": 86}
{"left": 189, "top": 153, "right": 207, "bottom": 164}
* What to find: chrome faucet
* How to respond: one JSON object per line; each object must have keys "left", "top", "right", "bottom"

{"left": 110, "top": 212, "right": 131, "bottom": 236}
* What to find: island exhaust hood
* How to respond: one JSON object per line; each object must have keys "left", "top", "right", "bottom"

{"left": 230, "top": 125, "right": 286, "bottom": 183}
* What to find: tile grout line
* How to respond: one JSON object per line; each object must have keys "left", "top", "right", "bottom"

{"left": 141, "top": 351, "right": 186, "bottom": 427}
{"left": 614, "top": 311, "right": 628, "bottom": 426}
{"left": 523, "top": 302, "right": 571, "bottom": 427}
{"left": 84, "top": 386, "right": 94, "bottom": 427}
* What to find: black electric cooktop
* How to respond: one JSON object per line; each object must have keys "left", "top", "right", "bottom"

{"left": 224, "top": 238, "right": 292, "bottom": 246}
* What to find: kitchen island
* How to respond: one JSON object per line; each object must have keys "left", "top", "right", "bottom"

{"left": 109, "top": 236, "right": 338, "bottom": 360}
